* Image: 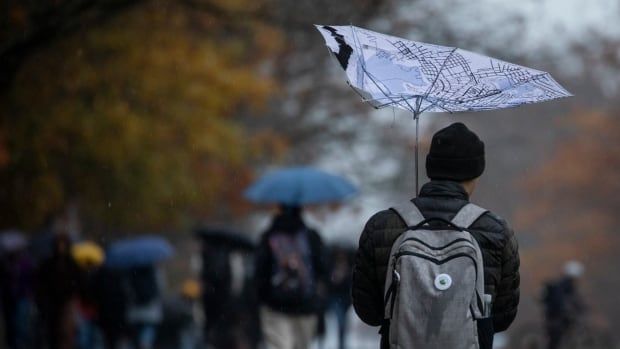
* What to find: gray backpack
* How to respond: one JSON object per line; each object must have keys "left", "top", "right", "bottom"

{"left": 384, "top": 201, "right": 493, "bottom": 349}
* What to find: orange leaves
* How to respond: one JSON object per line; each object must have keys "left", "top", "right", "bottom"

{"left": 7, "top": 4, "right": 28, "bottom": 29}
{"left": 251, "top": 23, "right": 286, "bottom": 61}
{"left": 521, "top": 109, "right": 620, "bottom": 209}
{"left": 248, "top": 129, "right": 289, "bottom": 162}
{"left": 517, "top": 108, "right": 620, "bottom": 301}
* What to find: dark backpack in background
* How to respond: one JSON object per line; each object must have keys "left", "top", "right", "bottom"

{"left": 201, "top": 245, "right": 232, "bottom": 297}
{"left": 267, "top": 229, "right": 315, "bottom": 305}
{"left": 129, "top": 266, "right": 159, "bottom": 305}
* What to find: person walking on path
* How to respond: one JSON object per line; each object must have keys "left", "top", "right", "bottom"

{"left": 35, "top": 233, "right": 82, "bottom": 349}
{"left": 126, "top": 264, "right": 164, "bottom": 349}
{"left": 255, "top": 205, "right": 330, "bottom": 349}
{"left": 0, "top": 246, "right": 34, "bottom": 349}
{"left": 95, "top": 267, "right": 130, "bottom": 349}
{"left": 327, "top": 246, "right": 354, "bottom": 349}
{"left": 351, "top": 122, "right": 520, "bottom": 348}
{"left": 542, "top": 261, "right": 586, "bottom": 349}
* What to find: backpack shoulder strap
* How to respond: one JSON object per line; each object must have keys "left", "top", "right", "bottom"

{"left": 452, "top": 203, "right": 488, "bottom": 319}
{"left": 390, "top": 200, "right": 425, "bottom": 227}
{"left": 384, "top": 200, "right": 424, "bottom": 320}
{"left": 451, "top": 203, "right": 488, "bottom": 229}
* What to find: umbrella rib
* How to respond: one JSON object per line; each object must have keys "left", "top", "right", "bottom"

{"left": 415, "top": 48, "right": 460, "bottom": 114}
{"left": 361, "top": 61, "right": 414, "bottom": 112}
{"left": 346, "top": 80, "right": 406, "bottom": 106}
{"left": 419, "top": 99, "right": 454, "bottom": 113}
{"left": 362, "top": 63, "right": 416, "bottom": 112}
{"left": 350, "top": 25, "right": 369, "bottom": 91}
{"left": 403, "top": 95, "right": 420, "bottom": 117}
{"left": 361, "top": 94, "right": 419, "bottom": 109}
{"left": 372, "top": 94, "right": 454, "bottom": 113}
{"left": 349, "top": 25, "right": 372, "bottom": 92}
{"left": 420, "top": 47, "right": 458, "bottom": 112}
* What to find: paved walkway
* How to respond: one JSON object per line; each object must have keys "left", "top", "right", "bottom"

{"left": 315, "top": 309, "right": 380, "bottom": 349}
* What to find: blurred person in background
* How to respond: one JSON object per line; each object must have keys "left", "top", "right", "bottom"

{"left": 126, "top": 264, "right": 164, "bottom": 349}
{"left": 327, "top": 245, "right": 354, "bottom": 349}
{"left": 199, "top": 228, "right": 260, "bottom": 349}
{"left": 95, "top": 267, "right": 130, "bottom": 349}
{"left": 542, "top": 260, "right": 586, "bottom": 349}
{"left": 200, "top": 239, "right": 232, "bottom": 344}
{"left": 255, "top": 205, "right": 329, "bottom": 349}
{"left": 177, "top": 279, "right": 202, "bottom": 349}
{"left": 227, "top": 249, "right": 262, "bottom": 349}
{"left": 73, "top": 242, "right": 106, "bottom": 349}
{"left": 35, "top": 232, "right": 82, "bottom": 349}
{"left": 0, "top": 238, "right": 35, "bottom": 349}
{"left": 159, "top": 279, "right": 202, "bottom": 349}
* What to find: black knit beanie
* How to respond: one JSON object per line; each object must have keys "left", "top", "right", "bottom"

{"left": 426, "top": 122, "right": 485, "bottom": 181}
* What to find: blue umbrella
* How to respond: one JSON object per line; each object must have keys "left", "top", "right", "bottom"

{"left": 105, "top": 236, "right": 174, "bottom": 269}
{"left": 244, "top": 167, "right": 358, "bottom": 205}
{"left": 0, "top": 230, "right": 27, "bottom": 254}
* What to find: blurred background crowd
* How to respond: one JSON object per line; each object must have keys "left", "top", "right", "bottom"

{"left": 0, "top": 212, "right": 357, "bottom": 349}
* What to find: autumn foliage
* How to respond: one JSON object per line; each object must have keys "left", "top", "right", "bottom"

{"left": 517, "top": 109, "right": 620, "bottom": 326}
{"left": 0, "top": 1, "right": 288, "bottom": 232}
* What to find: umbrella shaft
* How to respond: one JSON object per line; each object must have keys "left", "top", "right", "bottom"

{"left": 414, "top": 113, "right": 420, "bottom": 196}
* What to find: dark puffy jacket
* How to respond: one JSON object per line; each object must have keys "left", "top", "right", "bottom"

{"left": 352, "top": 181, "right": 520, "bottom": 342}
{"left": 255, "top": 208, "right": 329, "bottom": 315}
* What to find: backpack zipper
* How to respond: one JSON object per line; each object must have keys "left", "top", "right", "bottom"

{"left": 394, "top": 251, "right": 478, "bottom": 268}
{"left": 400, "top": 237, "right": 473, "bottom": 251}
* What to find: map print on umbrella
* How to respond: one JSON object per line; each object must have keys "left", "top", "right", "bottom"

{"left": 316, "top": 25, "right": 572, "bottom": 114}
{"left": 365, "top": 53, "right": 426, "bottom": 91}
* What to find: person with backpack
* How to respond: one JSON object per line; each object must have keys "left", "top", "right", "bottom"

{"left": 352, "top": 122, "right": 520, "bottom": 349}
{"left": 255, "top": 205, "right": 329, "bottom": 349}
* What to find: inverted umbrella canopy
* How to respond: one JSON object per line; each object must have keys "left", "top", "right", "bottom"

{"left": 315, "top": 25, "right": 572, "bottom": 193}
{"left": 105, "top": 236, "right": 173, "bottom": 269}
{"left": 244, "top": 167, "right": 358, "bottom": 205}
{"left": 315, "top": 25, "right": 571, "bottom": 114}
